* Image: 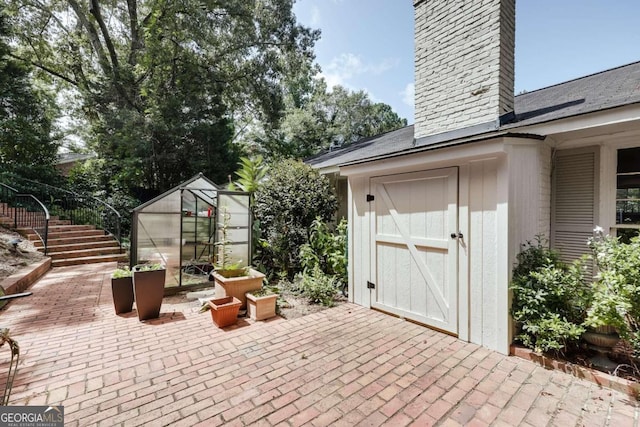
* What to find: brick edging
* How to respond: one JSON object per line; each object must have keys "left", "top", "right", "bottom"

{"left": 1, "top": 258, "right": 51, "bottom": 294}
{"left": 510, "top": 344, "right": 640, "bottom": 398}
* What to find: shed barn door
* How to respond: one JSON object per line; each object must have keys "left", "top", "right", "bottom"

{"left": 370, "top": 168, "right": 458, "bottom": 334}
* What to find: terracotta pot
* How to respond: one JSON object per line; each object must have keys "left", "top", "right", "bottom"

{"left": 111, "top": 277, "right": 134, "bottom": 314}
{"left": 132, "top": 268, "right": 166, "bottom": 321}
{"left": 208, "top": 296, "right": 241, "bottom": 328}
{"left": 246, "top": 292, "right": 278, "bottom": 321}
{"left": 212, "top": 268, "right": 264, "bottom": 310}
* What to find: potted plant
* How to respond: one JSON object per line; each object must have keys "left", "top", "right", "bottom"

{"left": 132, "top": 263, "right": 166, "bottom": 321}
{"left": 111, "top": 266, "right": 134, "bottom": 314}
{"left": 212, "top": 206, "right": 264, "bottom": 309}
{"left": 203, "top": 296, "right": 242, "bottom": 328}
{"left": 246, "top": 288, "right": 278, "bottom": 321}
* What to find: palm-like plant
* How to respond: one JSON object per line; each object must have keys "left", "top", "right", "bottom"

{"left": 229, "top": 156, "right": 269, "bottom": 201}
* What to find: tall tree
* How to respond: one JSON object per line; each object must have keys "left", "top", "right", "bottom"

{"left": 0, "top": 14, "right": 58, "bottom": 181}
{"left": 6, "top": 0, "right": 318, "bottom": 193}
{"left": 251, "top": 81, "right": 408, "bottom": 160}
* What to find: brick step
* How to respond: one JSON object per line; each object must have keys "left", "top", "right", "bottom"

{"left": 28, "top": 229, "right": 106, "bottom": 241}
{"left": 40, "top": 240, "right": 119, "bottom": 254}
{"left": 1, "top": 220, "right": 47, "bottom": 228}
{"left": 48, "top": 220, "right": 72, "bottom": 226}
{"left": 47, "top": 224, "right": 96, "bottom": 233}
{"left": 52, "top": 253, "right": 128, "bottom": 267}
{"left": 2, "top": 218, "right": 70, "bottom": 227}
{"left": 48, "top": 247, "right": 123, "bottom": 260}
{"left": 32, "top": 234, "right": 115, "bottom": 248}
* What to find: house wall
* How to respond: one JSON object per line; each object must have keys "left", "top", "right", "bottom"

{"left": 343, "top": 137, "right": 547, "bottom": 354}
{"left": 413, "top": 0, "right": 515, "bottom": 139}
{"left": 550, "top": 126, "right": 640, "bottom": 244}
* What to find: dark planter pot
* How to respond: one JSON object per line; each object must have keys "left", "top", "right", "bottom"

{"left": 132, "top": 268, "right": 166, "bottom": 321}
{"left": 111, "top": 277, "right": 134, "bottom": 314}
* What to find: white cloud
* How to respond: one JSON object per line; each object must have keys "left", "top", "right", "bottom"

{"left": 400, "top": 83, "right": 415, "bottom": 107}
{"left": 310, "top": 5, "right": 321, "bottom": 26}
{"left": 320, "top": 53, "right": 398, "bottom": 90}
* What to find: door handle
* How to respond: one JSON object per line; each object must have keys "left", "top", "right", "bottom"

{"left": 450, "top": 231, "right": 463, "bottom": 239}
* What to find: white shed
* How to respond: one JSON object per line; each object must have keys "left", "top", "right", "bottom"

{"left": 308, "top": 0, "right": 640, "bottom": 355}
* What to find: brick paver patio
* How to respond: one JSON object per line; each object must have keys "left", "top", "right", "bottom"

{"left": 0, "top": 262, "right": 637, "bottom": 426}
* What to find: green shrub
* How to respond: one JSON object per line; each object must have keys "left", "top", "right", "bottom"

{"left": 254, "top": 160, "right": 337, "bottom": 278}
{"left": 299, "top": 218, "right": 347, "bottom": 285}
{"left": 297, "top": 266, "right": 338, "bottom": 307}
{"left": 585, "top": 229, "right": 640, "bottom": 357}
{"left": 510, "top": 237, "right": 591, "bottom": 354}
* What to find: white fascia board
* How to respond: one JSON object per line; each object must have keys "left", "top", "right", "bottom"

{"left": 339, "top": 138, "right": 508, "bottom": 178}
{"left": 316, "top": 165, "right": 341, "bottom": 176}
{"left": 512, "top": 103, "right": 640, "bottom": 137}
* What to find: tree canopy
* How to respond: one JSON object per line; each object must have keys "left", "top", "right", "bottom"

{"left": 250, "top": 81, "right": 408, "bottom": 160}
{"left": 6, "top": 0, "right": 319, "bottom": 194}
{"left": 0, "top": 14, "right": 58, "bottom": 180}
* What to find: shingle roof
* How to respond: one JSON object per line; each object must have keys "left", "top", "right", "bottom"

{"left": 306, "top": 126, "right": 416, "bottom": 169}
{"left": 307, "top": 61, "right": 640, "bottom": 170}
{"left": 505, "top": 60, "right": 640, "bottom": 128}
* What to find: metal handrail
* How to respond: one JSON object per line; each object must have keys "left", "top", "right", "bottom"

{"left": 0, "top": 184, "right": 50, "bottom": 253}
{"left": 3, "top": 175, "right": 122, "bottom": 251}
{"left": 18, "top": 194, "right": 50, "bottom": 254}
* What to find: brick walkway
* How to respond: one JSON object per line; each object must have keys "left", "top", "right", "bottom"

{"left": 0, "top": 263, "right": 638, "bottom": 426}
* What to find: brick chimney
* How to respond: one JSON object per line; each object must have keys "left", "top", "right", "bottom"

{"left": 413, "top": 0, "right": 516, "bottom": 141}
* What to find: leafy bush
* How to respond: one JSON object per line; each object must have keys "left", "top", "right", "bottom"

{"left": 510, "top": 237, "right": 591, "bottom": 353}
{"left": 299, "top": 218, "right": 347, "bottom": 285}
{"left": 297, "top": 266, "right": 338, "bottom": 307}
{"left": 112, "top": 266, "right": 132, "bottom": 278}
{"left": 254, "top": 160, "right": 337, "bottom": 278}
{"left": 585, "top": 229, "right": 640, "bottom": 357}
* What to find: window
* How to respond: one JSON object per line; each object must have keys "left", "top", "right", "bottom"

{"left": 615, "top": 147, "right": 640, "bottom": 242}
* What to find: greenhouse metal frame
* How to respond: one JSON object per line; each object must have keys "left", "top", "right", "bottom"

{"left": 130, "top": 173, "right": 251, "bottom": 290}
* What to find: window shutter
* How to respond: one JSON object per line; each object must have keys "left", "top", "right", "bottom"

{"left": 551, "top": 147, "right": 599, "bottom": 266}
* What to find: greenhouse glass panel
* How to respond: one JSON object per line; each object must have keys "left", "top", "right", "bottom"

{"left": 135, "top": 212, "right": 181, "bottom": 287}
{"left": 216, "top": 192, "right": 251, "bottom": 268}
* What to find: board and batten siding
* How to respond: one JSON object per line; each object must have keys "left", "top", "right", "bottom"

{"left": 468, "top": 158, "right": 500, "bottom": 349}
{"left": 551, "top": 147, "right": 599, "bottom": 264}
{"left": 345, "top": 151, "right": 511, "bottom": 354}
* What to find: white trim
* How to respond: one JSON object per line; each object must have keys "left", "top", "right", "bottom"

{"left": 316, "top": 165, "right": 340, "bottom": 175}
{"left": 457, "top": 164, "right": 470, "bottom": 342}
{"left": 513, "top": 104, "right": 640, "bottom": 137}
{"left": 340, "top": 139, "right": 508, "bottom": 178}
{"left": 496, "top": 157, "right": 511, "bottom": 355}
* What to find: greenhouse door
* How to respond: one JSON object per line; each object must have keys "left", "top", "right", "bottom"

{"left": 216, "top": 192, "right": 252, "bottom": 268}
{"left": 370, "top": 168, "right": 458, "bottom": 335}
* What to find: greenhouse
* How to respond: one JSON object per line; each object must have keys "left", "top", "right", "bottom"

{"left": 130, "top": 173, "right": 251, "bottom": 290}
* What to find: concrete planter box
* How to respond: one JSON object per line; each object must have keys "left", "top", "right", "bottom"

{"left": 246, "top": 292, "right": 278, "bottom": 321}
{"left": 212, "top": 268, "right": 264, "bottom": 310}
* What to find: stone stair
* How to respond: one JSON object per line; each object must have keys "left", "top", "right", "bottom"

{"left": 22, "top": 224, "right": 128, "bottom": 267}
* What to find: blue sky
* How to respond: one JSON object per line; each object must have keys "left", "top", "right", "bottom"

{"left": 293, "top": 0, "right": 640, "bottom": 124}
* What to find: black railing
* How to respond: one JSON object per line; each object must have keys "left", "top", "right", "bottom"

{"left": 0, "top": 183, "right": 50, "bottom": 253}
{"left": 4, "top": 177, "right": 122, "bottom": 251}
